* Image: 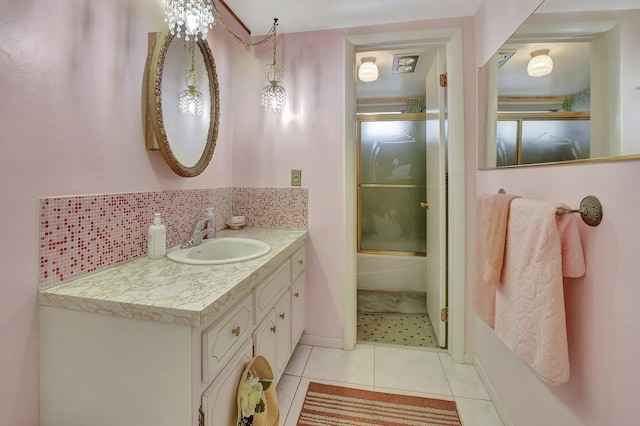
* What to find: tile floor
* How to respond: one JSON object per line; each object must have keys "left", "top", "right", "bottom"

{"left": 276, "top": 343, "right": 505, "bottom": 426}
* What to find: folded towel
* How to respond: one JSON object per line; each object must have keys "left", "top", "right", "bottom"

{"left": 495, "top": 198, "right": 585, "bottom": 385}
{"left": 474, "top": 194, "right": 519, "bottom": 328}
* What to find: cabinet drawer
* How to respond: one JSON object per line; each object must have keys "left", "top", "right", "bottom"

{"left": 254, "top": 262, "right": 290, "bottom": 325}
{"left": 201, "top": 339, "right": 252, "bottom": 426}
{"left": 202, "top": 296, "right": 253, "bottom": 383}
{"left": 291, "top": 246, "right": 305, "bottom": 281}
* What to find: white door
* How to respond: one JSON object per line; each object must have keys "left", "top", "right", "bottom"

{"left": 425, "top": 48, "right": 447, "bottom": 348}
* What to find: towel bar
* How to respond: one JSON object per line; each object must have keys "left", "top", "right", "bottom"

{"left": 496, "top": 189, "right": 603, "bottom": 227}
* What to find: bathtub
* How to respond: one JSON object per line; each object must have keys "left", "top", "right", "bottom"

{"left": 356, "top": 253, "right": 427, "bottom": 292}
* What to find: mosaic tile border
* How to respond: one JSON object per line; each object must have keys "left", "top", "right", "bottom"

{"left": 40, "top": 187, "right": 307, "bottom": 288}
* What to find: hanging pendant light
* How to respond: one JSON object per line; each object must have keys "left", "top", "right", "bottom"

{"left": 165, "top": 0, "right": 215, "bottom": 41}
{"left": 527, "top": 49, "right": 553, "bottom": 78}
{"left": 261, "top": 19, "right": 286, "bottom": 112}
{"left": 179, "top": 42, "right": 204, "bottom": 115}
{"left": 358, "top": 57, "right": 379, "bottom": 82}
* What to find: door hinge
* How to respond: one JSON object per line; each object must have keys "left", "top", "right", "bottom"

{"left": 199, "top": 405, "right": 204, "bottom": 426}
{"left": 439, "top": 73, "right": 448, "bottom": 87}
{"left": 440, "top": 307, "right": 449, "bottom": 322}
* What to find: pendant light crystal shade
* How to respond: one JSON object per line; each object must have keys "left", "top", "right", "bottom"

{"left": 358, "top": 57, "right": 379, "bottom": 82}
{"left": 179, "top": 45, "right": 204, "bottom": 115}
{"left": 527, "top": 49, "right": 553, "bottom": 77}
{"left": 165, "top": 0, "right": 215, "bottom": 41}
{"left": 261, "top": 83, "right": 287, "bottom": 112}
{"left": 262, "top": 63, "right": 286, "bottom": 112}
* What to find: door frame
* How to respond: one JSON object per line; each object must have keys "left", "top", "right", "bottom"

{"left": 344, "top": 27, "right": 466, "bottom": 363}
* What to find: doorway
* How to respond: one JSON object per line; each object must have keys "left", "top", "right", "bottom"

{"left": 344, "top": 27, "right": 466, "bottom": 362}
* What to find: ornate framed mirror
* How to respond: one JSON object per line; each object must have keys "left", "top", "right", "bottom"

{"left": 144, "top": 30, "right": 220, "bottom": 177}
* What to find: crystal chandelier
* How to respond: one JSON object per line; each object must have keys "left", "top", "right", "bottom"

{"left": 261, "top": 20, "right": 286, "bottom": 112}
{"left": 179, "top": 43, "right": 204, "bottom": 115}
{"left": 165, "top": 0, "right": 215, "bottom": 41}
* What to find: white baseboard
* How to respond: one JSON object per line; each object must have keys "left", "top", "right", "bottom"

{"left": 473, "top": 355, "right": 514, "bottom": 426}
{"left": 299, "top": 334, "right": 344, "bottom": 349}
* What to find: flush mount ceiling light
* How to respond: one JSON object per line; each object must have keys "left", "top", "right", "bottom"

{"left": 358, "top": 57, "right": 379, "bottom": 82}
{"left": 165, "top": 0, "right": 215, "bottom": 41}
{"left": 527, "top": 49, "right": 553, "bottom": 77}
{"left": 392, "top": 54, "right": 419, "bottom": 74}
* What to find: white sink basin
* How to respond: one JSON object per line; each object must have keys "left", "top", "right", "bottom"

{"left": 167, "top": 238, "right": 271, "bottom": 265}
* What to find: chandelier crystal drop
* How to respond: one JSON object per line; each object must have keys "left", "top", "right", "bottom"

{"left": 165, "top": 0, "right": 215, "bottom": 41}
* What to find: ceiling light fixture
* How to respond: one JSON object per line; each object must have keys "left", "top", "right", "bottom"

{"left": 392, "top": 54, "right": 419, "bottom": 74}
{"left": 165, "top": 0, "right": 215, "bottom": 41}
{"left": 527, "top": 49, "right": 553, "bottom": 77}
{"left": 358, "top": 57, "right": 379, "bottom": 83}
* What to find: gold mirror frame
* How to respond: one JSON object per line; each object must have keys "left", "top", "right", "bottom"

{"left": 145, "top": 30, "right": 220, "bottom": 177}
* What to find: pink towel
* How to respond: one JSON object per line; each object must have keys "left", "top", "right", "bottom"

{"left": 495, "top": 198, "right": 585, "bottom": 385}
{"left": 474, "top": 194, "right": 519, "bottom": 328}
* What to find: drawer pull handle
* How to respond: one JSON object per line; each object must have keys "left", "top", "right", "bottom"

{"left": 298, "top": 259, "right": 303, "bottom": 265}
{"left": 232, "top": 326, "right": 241, "bottom": 337}
{"left": 280, "top": 312, "right": 286, "bottom": 319}
{"left": 294, "top": 292, "right": 299, "bottom": 298}
{"left": 270, "top": 325, "right": 277, "bottom": 333}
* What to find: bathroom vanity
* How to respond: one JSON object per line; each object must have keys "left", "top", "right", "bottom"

{"left": 39, "top": 227, "right": 307, "bottom": 426}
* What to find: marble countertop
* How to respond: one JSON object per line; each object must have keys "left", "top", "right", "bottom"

{"left": 39, "top": 228, "right": 307, "bottom": 329}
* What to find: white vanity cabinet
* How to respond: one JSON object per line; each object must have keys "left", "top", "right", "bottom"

{"left": 39, "top": 230, "right": 306, "bottom": 426}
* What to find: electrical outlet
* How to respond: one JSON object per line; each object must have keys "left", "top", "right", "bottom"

{"left": 291, "top": 169, "right": 302, "bottom": 186}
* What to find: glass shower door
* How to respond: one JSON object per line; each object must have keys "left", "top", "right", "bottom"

{"left": 358, "top": 115, "right": 427, "bottom": 255}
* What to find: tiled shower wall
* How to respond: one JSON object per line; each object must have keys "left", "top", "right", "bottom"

{"left": 39, "top": 187, "right": 307, "bottom": 289}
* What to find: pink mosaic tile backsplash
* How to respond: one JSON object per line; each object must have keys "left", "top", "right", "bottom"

{"left": 39, "top": 187, "right": 307, "bottom": 288}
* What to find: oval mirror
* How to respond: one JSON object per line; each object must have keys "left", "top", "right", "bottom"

{"left": 145, "top": 30, "right": 220, "bottom": 177}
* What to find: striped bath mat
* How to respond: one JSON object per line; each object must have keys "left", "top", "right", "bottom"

{"left": 297, "top": 382, "right": 462, "bottom": 425}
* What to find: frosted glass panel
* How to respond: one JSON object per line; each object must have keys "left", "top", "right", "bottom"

{"left": 496, "top": 121, "right": 518, "bottom": 167}
{"left": 360, "top": 187, "right": 426, "bottom": 254}
{"left": 521, "top": 120, "right": 590, "bottom": 164}
{"left": 360, "top": 121, "right": 426, "bottom": 185}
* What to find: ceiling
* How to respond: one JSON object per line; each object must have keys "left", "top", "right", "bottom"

{"left": 222, "top": 0, "right": 484, "bottom": 35}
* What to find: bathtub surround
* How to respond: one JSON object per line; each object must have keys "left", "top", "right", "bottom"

{"left": 39, "top": 187, "right": 307, "bottom": 289}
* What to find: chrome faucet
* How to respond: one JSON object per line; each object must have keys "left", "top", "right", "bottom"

{"left": 180, "top": 217, "right": 216, "bottom": 248}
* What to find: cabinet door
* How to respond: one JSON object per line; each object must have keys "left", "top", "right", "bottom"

{"left": 254, "top": 262, "right": 291, "bottom": 325}
{"left": 290, "top": 275, "right": 306, "bottom": 349}
{"left": 275, "top": 294, "right": 291, "bottom": 379}
{"left": 201, "top": 340, "right": 252, "bottom": 426}
{"left": 253, "top": 311, "right": 277, "bottom": 382}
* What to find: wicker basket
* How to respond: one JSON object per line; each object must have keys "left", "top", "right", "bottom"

{"left": 236, "top": 356, "right": 279, "bottom": 426}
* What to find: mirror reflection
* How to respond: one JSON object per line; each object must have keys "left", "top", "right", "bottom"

{"left": 145, "top": 30, "right": 220, "bottom": 177}
{"left": 162, "top": 39, "right": 211, "bottom": 168}
{"left": 479, "top": 0, "right": 640, "bottom": 169}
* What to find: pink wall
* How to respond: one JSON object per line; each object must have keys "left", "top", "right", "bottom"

{"left": 230, "top": 17, "right": 477, "bottom": 344}
{"left": 474, "top": 0, "right": 640, "bottom": 423}
{"left": 0, "top": 0, "right": 243, "bottom": 423}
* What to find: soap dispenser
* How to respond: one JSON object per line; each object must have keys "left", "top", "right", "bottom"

{"left": 203, "top": 207, "right": 216, "bottom": 240}
{"left": 148, "top": 213, "right": 166, "bottom": 259}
